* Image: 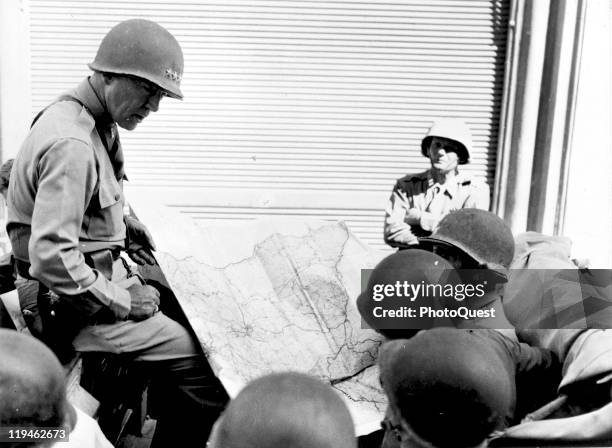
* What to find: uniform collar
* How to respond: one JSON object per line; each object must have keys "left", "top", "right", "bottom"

{"left": 71, "top": 77, "right": 114, "bottom": 129}
{"left": 427, "top": 169, "right": 469, "bottom": 199}
{"left": 72, "top": 77, "right": 127, "bottom": 181}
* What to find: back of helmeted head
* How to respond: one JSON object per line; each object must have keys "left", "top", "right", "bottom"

{"left": 209, "top": 372, "right": 356, "bottom": 448}
{"left": 420, "top": 209, "right": 515, "bottom": 277}
{"left": 356, "top": 249, "right": 460, "bottom": 338}
{"left": 0, "top": 329, "right": 68, "bottom": 431}
{"left": 379, "top": 328, "right": 514, "bottom": 448}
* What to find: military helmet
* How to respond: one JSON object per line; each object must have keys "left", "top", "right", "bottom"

{"left": 379, "top": 329, "right": 515, "bottom": 448}
{"left": 210, "top": 372, "right": 356, "bottom": 448}
{"left": 89, "top": 19, "right": 184, "bottom": 99}
{"left": 421, "top": 118, "right": 473, "bottom": 164}
{"left": 357, "top": 249, "right": 460, "bottom": 338}
{"left": 0, "top": 329, "right": 69, "bottom": 430}
{"left": 420, "top": 209, "right": 514, "bottom": 277}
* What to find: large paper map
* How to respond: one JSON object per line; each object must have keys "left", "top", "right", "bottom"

{"left": 128, "top": 189, "right": 388, "bottom": 434}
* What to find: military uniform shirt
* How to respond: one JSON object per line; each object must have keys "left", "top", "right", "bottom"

{"left": 7, "top": 78, "right": 131, "bottom": 318}
{"left": 384, "top": 169, "right": 490, "bottom": 247}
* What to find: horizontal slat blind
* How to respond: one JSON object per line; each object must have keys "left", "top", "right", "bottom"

{"left": 28, "top": 0, "right": 508, "bottom": 250}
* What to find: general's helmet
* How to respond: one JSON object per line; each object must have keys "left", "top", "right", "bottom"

{"left": 89, "top": 19, "right": 184, "bottom": 99}
{"left": 379, "top": 329, "right": 515, "bottom": 448}
{"left": 421, "top": 118, "right": 473, "bottom": 164}
{"left": 420, "top": 209, "right": 515, "bottom": 278}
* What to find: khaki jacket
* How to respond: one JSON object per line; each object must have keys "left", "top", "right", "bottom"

{"left": 7, "top": 78, "right": 130, "bottom": 318}
{"left": 384, "top": 169, "right": 490, "bottom": 247}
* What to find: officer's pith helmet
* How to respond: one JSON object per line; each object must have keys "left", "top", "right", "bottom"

{"left": 421, "top": 118, "right": 473, "bottom": 164}
{"left": 89, "top": 19, "right": 184, "bottom": 99}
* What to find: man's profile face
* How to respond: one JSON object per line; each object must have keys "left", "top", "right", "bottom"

{"left": 427, "top": 137, "right": 460, "bottom": 173}
{"left": 105, "top": 75, "right": 165, "bottom": 130}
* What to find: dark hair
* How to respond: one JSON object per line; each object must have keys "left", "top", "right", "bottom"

{"left": 0, "top": 159, "right": 13, "bottom": 189}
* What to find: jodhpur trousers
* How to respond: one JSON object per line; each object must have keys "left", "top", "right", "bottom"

{"left": 18, "top": 258, "right": 228, "bottom": 447}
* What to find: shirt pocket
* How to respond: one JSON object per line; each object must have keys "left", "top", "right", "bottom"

{"left": 83, "top": 176, "right": 125, "bottom": 241}
{"left": 98, "top": 177, "right": 122, "bottom": 209}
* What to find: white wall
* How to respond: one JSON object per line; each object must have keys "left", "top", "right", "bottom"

{"left": 0, "top": 0, "right": 31, "bottom": 161}
{"left": 0, "top": 0, "right": 30, "bottom": 254}
{"left": 23, "top": 0, "right": 510, "bottom": 251}
{"left": 3, "top": 0, "right": 608, "bottom": 262}
{"left": 563, "top": 0, "right": 612, "bottom": 268}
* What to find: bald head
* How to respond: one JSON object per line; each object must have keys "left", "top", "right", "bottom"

{"left": 0, "top": 329, "right": 68, "bottom": 431}
{"left": 210, "top": 372, "right": 356, "bottom": 448}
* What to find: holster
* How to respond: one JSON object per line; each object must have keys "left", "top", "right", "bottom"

{"left": 84, "top": 249, "right": 115, "bottom": 281}
{"left": 14, "top": 249, "right": 120, "bottom": 363}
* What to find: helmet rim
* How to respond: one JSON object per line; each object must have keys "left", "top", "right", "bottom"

{"left": 421, "top": 136, "right": 470, "bottom": 165}
{"left": 419, "top": 236, "right": 509, "bottom": 280}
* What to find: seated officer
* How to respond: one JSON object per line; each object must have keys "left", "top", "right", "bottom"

{"left": 7, "top": 19, "right": 227, "bottom": 446}
{"left": 379, "top": 329, "right": 515, "bottom": 448}
{"left": 0, "top": 328, "right": 113, "bottom": 448}
{"left": 208, "top": 372, "right": 356, "bottom": 448}
{"left": 384, "top": 118, "right": 489, "bottom": 248}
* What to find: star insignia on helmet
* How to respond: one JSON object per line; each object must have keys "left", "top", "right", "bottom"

{"left": 165, "top": 68, "right": 182, "bottom": 83}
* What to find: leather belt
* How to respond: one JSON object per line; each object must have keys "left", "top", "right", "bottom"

{"left": 14, "top": 248, "right": 121, "bottom": 282}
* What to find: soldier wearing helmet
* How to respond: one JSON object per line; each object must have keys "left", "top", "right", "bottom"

{"left": 208, "top": 372, "right": 356, "bottom": 448}
{"left": 378, "top": 329, "right": 516, "bottom": 448}
{"left": 356, "top": 249, "right": 462, "bottom": 340}
{"left": 0, "top": 329, "right": 114, "bottom": 448}
{"left": 7, "top": 19, "right": 227, "bottom": 446}
{"left": 360, "top": 222, "right": 557, "bottom": 446}
{"left": 357, "top": 248, "right": 558, "bottom": 448}
{"left": 417, "top": 210, "right": 560, "bottom": 422}
{"left": 420, "top": 208, "right": 514, "bottom": 275}
{"left": 384, "top": 118, "right": 490, "bottom": 248}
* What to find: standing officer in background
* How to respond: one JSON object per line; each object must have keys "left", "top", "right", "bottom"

{"left": 7, "top": 19, "right": 227, "bottom": 446}
{"left": 384, "top": 118, "right": 490, "bottom": 248}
